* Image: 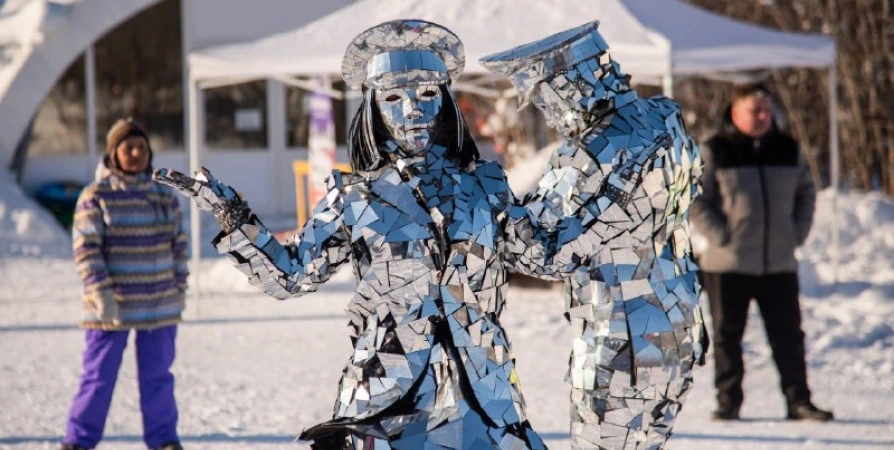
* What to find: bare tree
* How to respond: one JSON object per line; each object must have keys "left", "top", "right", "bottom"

{"left": 679, "top": 0, "right": 893, "bottom": 194}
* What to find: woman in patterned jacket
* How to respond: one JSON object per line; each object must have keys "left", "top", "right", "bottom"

{"left": 61, "top": 119, "right": 187, "bottom": 450}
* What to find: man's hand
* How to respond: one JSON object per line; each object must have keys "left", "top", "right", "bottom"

{"left": 153, "top": 167, "right": 251, "bottom": 233}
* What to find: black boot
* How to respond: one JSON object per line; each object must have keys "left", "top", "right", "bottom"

{"left": 787, "top": 402, "right": 834, "bottom": 421}
{"left": 153, "top": 443, "right": 184, "bottom": 450}
{"left": 786, "top": 402, "right": 835, "bottom": 422}
{"left": 59, "top": 445, "right": 91, "bottom": 450}
{"left": 711, "top": 404, "right": 741, "bottom": 420}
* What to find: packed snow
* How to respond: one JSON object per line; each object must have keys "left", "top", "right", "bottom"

{"left": 1, "top": 173, "right": 893, "bottom": 449}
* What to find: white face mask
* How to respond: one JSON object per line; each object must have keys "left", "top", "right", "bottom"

{"left": 375, "top": 85, "right": 443, "bottom": 155}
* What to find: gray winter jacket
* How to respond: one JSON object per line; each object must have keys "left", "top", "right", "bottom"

{"left": 691, "top": 121, "right": 816, "bottom": 275}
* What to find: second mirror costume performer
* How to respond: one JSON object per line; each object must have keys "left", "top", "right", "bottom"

{"left": 155, "top": 19, "right": 703, "bottom": 450}
{"left": 481, "top": 22, "right": 705, "bottom": 449}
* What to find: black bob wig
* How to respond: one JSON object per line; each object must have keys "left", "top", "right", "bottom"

{"left": 347, "top": 84, "right": 480, "bottom": 171}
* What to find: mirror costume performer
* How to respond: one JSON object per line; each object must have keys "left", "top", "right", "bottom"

{"left": 481, "top": 22, "right": 705, "bottom": 449}
{"left": 154, "top": 19, "right": 702, "bottom": 450}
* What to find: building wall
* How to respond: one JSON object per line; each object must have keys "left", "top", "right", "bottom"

{"left": 190, "top": 0, "right": 353, "bottom": 50}
{"left": 4, "top": 0, "right": 354, "bottom": 217}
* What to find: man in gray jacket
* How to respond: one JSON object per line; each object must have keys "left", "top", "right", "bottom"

{"left": 691, "top": 83, "right": 832, "bottom": 421}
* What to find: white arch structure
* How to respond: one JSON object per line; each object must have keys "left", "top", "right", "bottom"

{"left": 0, "top": 0, "right": 162, "bottom": 170}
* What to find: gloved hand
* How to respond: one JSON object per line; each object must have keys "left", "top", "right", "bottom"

{"left": 598, "top": 135, "right": 669, "bottom": 210}
{"left": 91, "top": 289, "right": 120, "bottom": 324}
{"left": 153, "top": 167, "right": 251, "bottom": 234}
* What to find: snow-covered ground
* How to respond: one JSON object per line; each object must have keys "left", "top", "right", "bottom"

{"left": 1, "top": 174, "right": 893, "bottom": 449}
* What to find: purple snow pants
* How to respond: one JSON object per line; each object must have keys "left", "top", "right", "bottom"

{"left": 63, "top": 325, "right": 179, "bottom": 449}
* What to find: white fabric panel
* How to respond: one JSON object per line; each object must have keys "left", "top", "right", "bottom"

{"left": 622, "top": 0, "right": 835, "bottom": 74}
{"left": 188, "top": 0, "right": 670, "bottom": 81}
{"left": 189, "top": 0, "right": 834, "bottom": 83}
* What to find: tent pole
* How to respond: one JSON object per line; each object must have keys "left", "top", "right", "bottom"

{"left": 661, "top": 39, "right": 673, "bottom": 98}
{"left": 266, "top": 78, "right": 286, "bottom": 214}
{"left": 181, "top": 0, "right": 203, "bottom": 310}
{"left": 662, "top": 73, "right": 673, "bottom": 98}
{"left": 85, "top": 45, "right": 97, "bottom": 181}
{"left": 187, "top": 79, "right": 202, "bottom": 303}
{"left": 828, "top": 49, "right": 839, "bottom": 284}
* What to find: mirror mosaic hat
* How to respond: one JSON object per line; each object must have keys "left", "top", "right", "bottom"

{"left": 342, "top": 19, "right": 465, "bottom": 91}
{"left": 479, "top": 21, "right": 612, "bottom": 107}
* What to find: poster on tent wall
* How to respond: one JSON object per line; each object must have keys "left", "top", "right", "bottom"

{"left": 307, "top": 76, "right": 336, "bottom": 208}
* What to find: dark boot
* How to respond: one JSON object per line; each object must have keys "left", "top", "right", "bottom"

{"left": 711, "top": 404, "right": 741, "bottom": 420}
{"left": 787, "top": 402, "right": 834, "bottom": 421}
{"left": 153, "top": 443, "right": 183, "bottom": 450}
{"left": 59, "top": 445, "right": 91, "bottom": 450}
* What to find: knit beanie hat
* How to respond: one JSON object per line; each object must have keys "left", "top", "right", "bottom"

{"left": 105, "top": 118, "right": 152, "bottom": 171}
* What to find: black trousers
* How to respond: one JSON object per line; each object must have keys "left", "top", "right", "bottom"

{"left": 701, "top": 272, "right": 811, "bottom": 408}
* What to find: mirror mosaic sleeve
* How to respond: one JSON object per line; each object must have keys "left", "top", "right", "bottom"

{"left": 212, "top": 173, "right": 353, "bottom": 300}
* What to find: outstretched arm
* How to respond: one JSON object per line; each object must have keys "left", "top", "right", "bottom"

{"left": 154, "top": 167, "right": 351, "bottom": 300}
{"left": 502, "top": 135, "right": 666, "bottom": 280}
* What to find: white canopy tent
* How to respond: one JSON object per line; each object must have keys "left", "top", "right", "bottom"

{"left": 183, "top": 0, "right": 839, "bottom": 278}
{"left": 189, "top": 0, "right": 836, "bottom": 88}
